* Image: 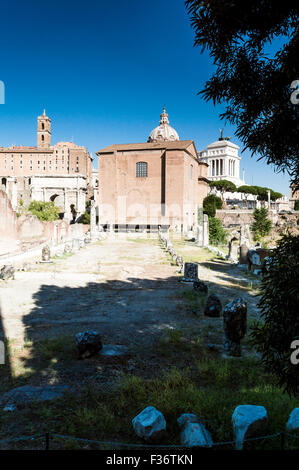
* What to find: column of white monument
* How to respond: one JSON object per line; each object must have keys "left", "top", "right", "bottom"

{"left": 236, "top": 159, "right": 240, "bottom": 179}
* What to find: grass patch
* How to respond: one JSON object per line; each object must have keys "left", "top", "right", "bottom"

{"left": 52, "top": 252, "right": 74, "bottom": 261}
{"left": 35, "top": 337, "right": 77, "bottom": 361}
{"left": 177, "top": 288, "right": 207, "bottom": 316}
{"left": 1, "top": 360, "right": 297, "bottom": 450}
{"left": 0, "top": 332, "right": 298, "bottom": 450}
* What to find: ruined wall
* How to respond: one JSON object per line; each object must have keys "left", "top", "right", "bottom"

{"left": 17, "top": 216, "right": 87, "bottom": 247}
{"left": 1, "top": 188, "right": 88, "bottom": 256}
{"left": 216, "top": 209, "right": 299, "bottom": 229}
{"left": 0, "top": 190, "right": 18, "bottom": 240}
{"left": 216, "top": 210, "right": 255, "bottom": 227}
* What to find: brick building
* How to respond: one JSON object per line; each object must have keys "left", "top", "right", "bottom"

{"left": 96, "top": 108, "right": 209, "bottom": 232}
{"left": 0, "top": 110, "right": 93, "bottom": 217}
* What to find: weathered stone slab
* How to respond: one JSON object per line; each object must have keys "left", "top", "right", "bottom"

{"left": 247, "top": 249, "right": 261, "bottom": 267}
{"left": 100, "top": 345, "right": 129, "bottom": 357}
{"left": 239, "top": 244, "right": 249, "bottom": 265}
{"left": 75, "top": 330, "right": 103, "bottom": 359}
{"left": 42, "top": 244, "right": 51, "bottom": 261}
{"left": 223, "top": 298, "right": 247, "bottom": 356}
{"left": 177, "top": 413, "right": 213, "bottom": 448}
{"left": 232, "top": 405, "right": 268, "bottom": 450}
{"left": 228, "top": 240, "right": 239, "bottom": 262}
{"left": 182, "top": 262, "right": 198, "bottom": 282}
{"left": 286, "top": 408, "right": 299, "bottom": 432}
{"left": 204, "top": 294, "right": 222, "bottom": 317}
{"left": 177, "top": 413, "right": 199, "bottom": 428}
{"left": 64, "top": 243, "right": 72, "bottom": 253}
{"left": 132, "top": 406, "right": 166, "bottom": 440}
{"left": 0, "top": 384, "right": 69, "bottom": 407}
{"left": 0, "top": 265, "right": 15, "bottom": 280}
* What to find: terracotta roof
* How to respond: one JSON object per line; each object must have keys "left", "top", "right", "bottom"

{"left": 96, "top": 140, "right": 195, "bottom": 154}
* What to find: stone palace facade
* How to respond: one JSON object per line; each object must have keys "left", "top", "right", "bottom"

{"left": 0, "top": 110, "right": 93, "bottom": 219}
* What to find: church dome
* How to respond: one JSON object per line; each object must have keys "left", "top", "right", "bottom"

{"left": 148, "top": 107, "right": 180, "bottom": 142}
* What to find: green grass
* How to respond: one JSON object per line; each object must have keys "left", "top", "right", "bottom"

{"left": 176, "top": 288, "right": 207, "bottom": 316}
{"left": 35, "top": 337, "right": 77, "bottom": 361}
{"left": 158, "top": 246, "right": 177, "bottom": 266}
{"left": 0, "top": 331, "right": 298, "bottom": 449}
{"left": 1, "top": 360, "right": 297, "bottom": 450}
{"left": 0, "top": 235, "right": 296, "bottom": 449}
{"left": 52, "top": 252, "right": 74, "bottom": 260}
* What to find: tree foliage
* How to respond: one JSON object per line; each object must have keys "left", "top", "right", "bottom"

{"left": 250, "top": 234, "right": 299, "bottom": 396}
{"left": 203, "top": 194, "right": 223, "bottom": 217}
{"left": 78, "top": 211, "right": 90, "bottom": 224}
{"left": 208, "top": 216, "right": 227, "bottom": 244}
{"left": 186, "top": 0, "right": 299, "bottom": 186}
{"left": 251, "top": 207, "right": 272, "bottom": 240}
{"left": 237, "top": 185, "right": 283, "bottom": 206}
{"left": 250, "top": 186, "right": 283, "bottom": 201}
{"left": 237, "top": 185, "right": 258, "bottom": 207}
{"left": 28, "top": 201, "right": 60, "bottom": 221}
{"left": 237, "top": 185, "right": 258, "bottom": 196}
{"left": 209, "top": 179, "right": 237, "bottom": 198}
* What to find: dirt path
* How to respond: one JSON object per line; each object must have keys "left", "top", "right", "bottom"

{"left": 0, "top": 235, "right": 181, "bottom": 347}
{"left": 0, "top": 235, "right": 260, "bottom": 351}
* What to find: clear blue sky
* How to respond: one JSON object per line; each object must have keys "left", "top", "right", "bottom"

{"left": 0, "top": 0, "right": 291, "bottom": 195}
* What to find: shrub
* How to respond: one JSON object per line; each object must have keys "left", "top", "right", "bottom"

{"left": 78, "top": 211, "right": 90, "bottom": 224}
{"left": 294, "top": 200, "right": 299, "bottom": 211}
{"left": 209, "top": 216, "right": 227, "bottom": 244}
{"left": 250, "top": 234, "right": 299, "bottom": 396}
{"left": 203, "top": 194, "right": 223, "bottom": 218}
{"left": 251, "top": 207, "right": 272, "bottom": 241}
{"left": 28, "top": 200, "right": 60, "bottom": 221}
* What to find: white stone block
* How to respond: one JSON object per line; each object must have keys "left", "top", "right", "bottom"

{"left": 132, "top": 406, "right": 166, "bottom": 440}
{"left": 286, "top": 408, "right": 299, "bottom": 432}
{"left": 232, "top": 405, "right": 268, "bottom": 450}
{"left": 180, "top": 422, "right": 213, "bottom": 447}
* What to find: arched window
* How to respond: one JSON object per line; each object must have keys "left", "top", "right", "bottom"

{"left": 41, "top": 123, "right": 45, "bottom": 130}
{"left": 41, "top": 135, "right": 44, "bottom": 141}
{"left": 136, "top": 161, "right": 148, "bottom": 177}
{"left": 190, "top": 164, "right": 193, "bottom": 179}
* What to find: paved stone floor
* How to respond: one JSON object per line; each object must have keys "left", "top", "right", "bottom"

{"left": 0, "top": 234, "right": 260, "bottom": 350}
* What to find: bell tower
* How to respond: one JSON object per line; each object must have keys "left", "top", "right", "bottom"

{"left": 37, "top": 109, "right": 51, "bottom": 148}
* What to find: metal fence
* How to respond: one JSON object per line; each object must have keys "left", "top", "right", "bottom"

{"left": 1, "top": 430, "right": 299, "bottom": 450}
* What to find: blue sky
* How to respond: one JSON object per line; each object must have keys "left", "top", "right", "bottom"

{"left": 0, "top": 0, "right": 291, "bottom": 195}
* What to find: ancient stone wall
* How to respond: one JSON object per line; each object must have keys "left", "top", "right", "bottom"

{"left": 17, "top": 216, "right": 87, "bottom": 246}
{"left": 215, "top": 210, "right": 255, "bottom": 227}
{"left": 0, "top": 190, "right": 18, "bottom": 241}
{"left": 216, "top": 209, "right": 299, "bottom": 231}
{"left": 1, "top": 189, "right": 88, "bottom": 255}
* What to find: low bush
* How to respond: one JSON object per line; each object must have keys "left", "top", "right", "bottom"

{"left": 28, "top": 201, "right": 60, "bottom": 221}
{"left": 209, "top": 217, "right": 227, "bottom": 244}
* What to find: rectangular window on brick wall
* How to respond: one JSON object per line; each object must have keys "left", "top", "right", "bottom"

{"left": 136, "top": 161, "right": 148, "bottom": 177}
